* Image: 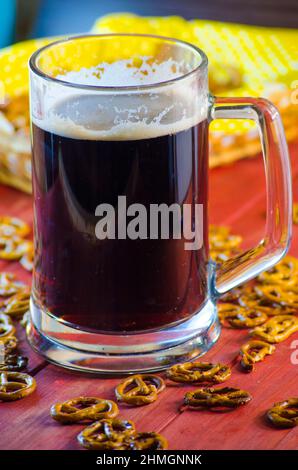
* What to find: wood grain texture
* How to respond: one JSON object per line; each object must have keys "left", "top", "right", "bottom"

{"left": 0, "top": 143, "right": 297, "bottom": 450}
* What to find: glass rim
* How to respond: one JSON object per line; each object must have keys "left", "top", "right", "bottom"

{"left": 29, "top": 33, "right": 208, "bottom": 92}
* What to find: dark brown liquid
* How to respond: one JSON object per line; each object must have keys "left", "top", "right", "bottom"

{"left": 32, "top": 119, "right": 209, "bottom": 332}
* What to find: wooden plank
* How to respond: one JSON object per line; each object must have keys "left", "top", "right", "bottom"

{"left": 1, "top": 141, "right": 298, "bottom": 449}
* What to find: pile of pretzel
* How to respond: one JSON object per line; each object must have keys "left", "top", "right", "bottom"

{"left": 0, "top": 216, "right": 33, "bottom": 399}
{"left": 0, "top": 95, "right": 31, "bottom": 193}
{"left": 0, "top": 216, "right": 33, "bottom": 271}
{"left": 212, "top": 225, "right": 298, "bottom": 369}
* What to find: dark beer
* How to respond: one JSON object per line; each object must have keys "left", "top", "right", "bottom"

{"left": 31, "top": 94, "right": 209, "bottom": 332}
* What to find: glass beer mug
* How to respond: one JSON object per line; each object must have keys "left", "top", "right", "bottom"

{"left": 28, "top": 34, "right": 292, "bottom": 373}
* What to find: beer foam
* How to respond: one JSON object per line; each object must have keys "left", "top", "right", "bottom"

{"left": 32, "top": 59, "right": 207, "bottom": 140}
{"left": 55, "top": 57, "right": 191, "bottom": 87}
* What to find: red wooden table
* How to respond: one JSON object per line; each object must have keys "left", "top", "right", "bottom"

{"left": 0, "top": 144, "right": 298, "bottom": 450}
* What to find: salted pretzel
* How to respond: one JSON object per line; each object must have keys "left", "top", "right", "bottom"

{"left": 220, "top": 284, "right": 249, "bottom": 303}
{"left": 209, "top": 226, "right": 242, "bottom": 252}
{"left": 184, "top": 386, "right": 252, "bottom": 410}
{"left": 0, "top": 354, "right": 28, "bottom": 372}
{"left": 115, "top": 374, "right": 165, "bottom": 406}
{"left": 20, "top": 243, "right": 34, "bottom": 272}
{"left": 252, "top": 315, "right": 298, "bottom": 343}
{"left": 211, "top": 248, "right": 243, "bottom": 265}
{"left": 239, "top": 289, "right": 297, "bottom": 316}
{"left": 240, "top": 340, "right": 276, "bottom": 372}
{"left": 257, "top": 256, "right": 298, "bottom": 286}
{"left": 254, "top": 284, "right": 298, "bottom": 309}
{"left": 0, "top": 313, "right": 15, "bottom": 339}
{"left": 0, "top": 236, "right": 32, "bottom": 261}
{"left": 1, "top": 289, "right": 30, "bottom": 317}
{"left": 0, "top": 371, "right": 36, "bottom": 401}
{"left": 77, "top": 418, "right": 136, "bottom": 450}
{"left": 267, "top": 398, "right": 298, "bottom": 428}
{"left": 0, "top": 335, "right": 18, "bottom": 353}
{"left": 0, "top": 272, "right": 26, "bottom": 297}
{"left": 166, "top": 362, "right": 231, "bottom": 384}
{"left": 218, "top": 303, "right": 267, "bottom": 328}
{"left": 210, "top": 249, "right": 231, "bottom": 264}
{"left": 51, "top": 397, "right": 119, "bottom": 424}
{"left": 128, "top": 432, "right": 168, "bottom": 450}
{"left": 0, "top": 216, "right": 30, "bottom": 238}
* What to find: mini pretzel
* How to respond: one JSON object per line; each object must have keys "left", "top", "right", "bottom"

{"left": 0, "top": 354, "right": 28, "bottom": 372}
{"left": 220, "top": 284, "right": 250, "bottom": 303}
{"left": 267, "top": 398, "right": 298, "bottom": 428}
{"left": 0, "top": 272, "right": 26, "bottom": 297}
{"left": 166, "top": 362, "right": 231, "bottom": 384}
{"left": 209, "top": 225, "right": 242, "bottom": 252}
{"left": 257, "top": 256, "right": 298, "bottom": 286}
{"left": 218, "top": 303, "right": 267, "bottom": 328}
{"left": 115, "top": 374, "right": 165, "bottom": 406}
{"left": 252, "top": 315, "right": 298, "bottom": 343}
{"left": 240, "top": 340, "right": 276, "bottom": 372}
{"left": 128, "top": 432, "right": 168, "bottom": 450}
{"left": 0, "top": 371, "right": 36, "bottom": 401}
{"left": 254, "top": 284, "right": 298, "bottom": 309}
{"left": 0, "top": 335, "right": 18, "bottom": 353}
{"left": 20, "top": 243, "right": 34, "bottom": 272}
{"left": 1, "top": 289, "right": 30, "bottom": 317}
{"left": 0, "top": 313, "right": 15, "bottom": 339}
{"left": 184, "top": 386, "right": 252, "bottom": 410}
{"left": 51, "top": 397, "right": 119, "bottom": 424}
{"left": 77, "top": 418, "right": 135, "bottom": 450}
{"left": 0, "top": 216, "right": 30, "bottom": 238}
{"left": 239, "top": 289, "right": 297, "bottom": 316}
{"left": 0, "top": 236, "right": 32, "bottom": 261}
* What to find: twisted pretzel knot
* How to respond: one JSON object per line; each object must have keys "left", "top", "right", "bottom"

{"left": 0, "top": 335, "right": 18, "bottom": 353}
{"left": 184, "top": 387, "right": 252, "bottom": 410}
{"left": 0, "top": 313, "right": 15, "bottom": 339}
{"left": 20, "top": 243, "right": 34, "bottom": 272}
{"left": 252, "top": 315, "right": 298, "bottom": 343}
{"left": 0, "top": 354, "right": 28, "bottom": 372}
{"left": 220, "top": 285, "right": 249, "bottom": 303}
{"left": 0, "top": 272, "right": 26, "bottom": 297}
{"left": 239, "top": 289, "right": 297, "bottom": 316}
{"left": 209, "top": 225, "right": 242, "bottom": 252}
{"left": 1, "top": 289, "right": 30, "bottom": 317}
{"left": 0, "top": 371, "right": 36, "bottom": 401}
{"left": 240, "top": 340, "right": 276, "bottom": 372}
{"left": 0, "top": 217, "right": 30, "bottom": 238}
{"left": 77, "top": 418, "right": 135, "bottom": 450}
{"left": 0, "top": 236, "right": 32, "bottom": 261}
{"left": 218, "top": 303, "right": 268, "bottom": 328}
{"left": 128, "top": 432, "right": 168, "bottom": 450}
{"left": 267, "top": 398, "right": 298, "bottom": 428}
{"left": 115, "top": 374, "right": 165, "bottom": 406}
{"left": 255, "top": 284, "right": 298, "bottom": 309}
{"left": 51, "top": 397, "right": 119, "bottom": 424}
{"left": 166, "top": 362, "right": 231, "bottom": 384}
{"left": 257, "top": 256, "right": 298, "bottom": 286}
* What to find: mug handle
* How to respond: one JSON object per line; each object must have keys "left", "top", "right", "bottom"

{"left": 210, "top": 96, "right": 292, "bottom": 295}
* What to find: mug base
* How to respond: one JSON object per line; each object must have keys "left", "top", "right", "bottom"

{"left": 27, "top": 298, "right": 220, "bottom": 374}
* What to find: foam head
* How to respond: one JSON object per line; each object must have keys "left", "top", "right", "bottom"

{"left": 31, "top": 58, "right": 208, "bottom": 140}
